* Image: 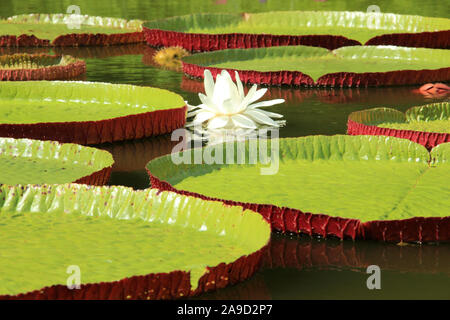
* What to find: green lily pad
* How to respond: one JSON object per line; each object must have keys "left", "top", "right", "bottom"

{"left": 1, "top": 54, "right": 71, "bottom": 70}
{"left": 0, "top": 137, "right": 113, "bottom": 185}
{"left": 144, "top": 11, "right": 450, "bottom": 50}
{"left": 377, "top": 102, "right": 450, "bottom": 133}
{"left": 0, "top": 81, "right": 184, "bottom": 124}
{"left": 0, "top": 14, "right": 144, "bottom": 46}
{"left": 147, "top": 135, "right": 450, "bottom": 241}
{"left": 182, "top": 45, "right": 450, "bottom": 85}
{"left": 0, "top": 81, "right": 187, "bottom": 144}
{"left": 348, "top": 102, "right": 450, "bottom": 149}
{"left": 0, "top": 53, "right": 86, "bottom": 80}
{"left": 0, "top": 184, "right": 270, "bottom": 298}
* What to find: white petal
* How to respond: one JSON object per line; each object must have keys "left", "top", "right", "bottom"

{"left": 203, "top": 69, "right": 215, "bottom": 97}
{"left": 207, "top": 116, "right": 231, "bottom": 129}
{"left": 221, "top": 70, "right": 241, "bottom": 106}
{"left": 275, "top": 120, "right": 287, "bottom": 127}
{"left": 197, "top": 94, "right": 217, "bottom": 112}
{"left": 186, "top": 103, "right": 199, "bottom": 111}
{"left": 240, "top": 84, "right": 257, "bottom": 108}
{"left": 187, "top": 109, "right": 202, "bottom": 117}
{"left": 193, "top": 111, "right": 216, "bottom": 124}
{"left": 235, "top": 71, "right": 245, "bottom": 99}
{"left": 246, "top": 88, "right": 268, "bottom": 105}
{"left": 248, "top": 99, "right": 285, "bottom": 109}
{"left": 231, "top": 114, "right": 257, "bottom": 129}
{"left": 212, "top": 74, "right": 229, "bottom": 106}
{"left": 244, "top": 109, "right": 280, "bottom": 127}
{"left": 239, "top": 85, "right": 268, "bottom": 110}
{"left": 259, "top": 110, "right": 284, "bottom": 119}
{"left": 222, "top": 98, "right": 242, "bottom": 115}
{"left": 187, "top": 103, "right": 206, "bottom": 112}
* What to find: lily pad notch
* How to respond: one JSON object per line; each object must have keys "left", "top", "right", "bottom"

{"left": 0, "top": 81, "right": 187, "bottom": 145}
{"left": 0, "top": 53, "right": 86, "bottom": 81}
{"left": 143, "top": 12, "right": 450, "bottom": 51}
{"left": 0, "top": 14, "right": 145, "bottom": 47}
{"left": 182, "top": 45, "right": 450, "bottom": 87}
{"left": 0, "top": 184, "right": 270, "bottom": 300}
{"left": 348, "top": 102, "right": 450, "bottom": 149}
{"left": 147, "top": 135, "right": 450, "bottom": 243}
{"left": 0, "top": 138, "right": 113, "bottom": 185}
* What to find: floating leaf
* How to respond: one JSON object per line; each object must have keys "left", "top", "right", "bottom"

{"left": 182, "top": 45, "right": 450, "bottom": 87}
{"left": 0, "top": 137, "right": 113, "bottom": 185}
{"left": 0, "top": 184, "right": 270, "bottom": 299}
{"left": 0, "top": 14, "right": 144, "bottom": 47}
{"left": 144, "top": 11, "right": 450, "bottom": 51}
{"left": 348, "top": 102, "right": 450, "bottom": 149}
{"left": 147, "top": 135, "right": 450, "bottom": 243}
{"left": 0, "top": 53, "right": 85, "bottom": 81}
{"left": 0, "top": 81, "right": 187, "bottom": 144}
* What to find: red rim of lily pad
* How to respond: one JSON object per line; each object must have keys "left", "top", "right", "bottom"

{"left": 146, "top": 136, "right": 450, "bottom": 243}
{"left": 347, "top": 103, "right": 450, "bottom": 149}
{"left": 0, "top": 81, "right": 187, "bottom": 145}
{"left": 75, "top": 166, "right": 112, "bottom": 186}
{"left": 0, "top": 108, "right": 188, "bottom": 145}
{"left": 0, "top": 184, "right": 269, "bottom": 300}
{"left": 143, "top": 12, "right": 450, "bottom": 51}
{"left": 144, "top": 28, "right": 359, "bottom": 52}
{"left": 147, "top": 173, "right": 364, "bottom": 240}
{"left": 0, "top": 14, "right": 145, "bottom": 47}
{"left": 0, "top": 54, "right": 86, "bottom": 81}
{"left": 181, "top": 46, "right": 450, "bottom": 88}
{"left": 183, "top": 62, "right": 450, "bottom": 88}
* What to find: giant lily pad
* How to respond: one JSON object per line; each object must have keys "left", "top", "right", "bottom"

{"left": 147, "top": 135, "right": 450, "bottom": 243}
{"left": 0, "top": 137, "right": 113, "bottom": 185}
{"left": 348, "top": 102, "right": 450, "bottom": 149}
{"left": 143, "top": 11, "right": 450, "bottom": 51}
{"left": 182, "top": 45, "right": 450, "bottom": 87}
{"left": 0, "top": 53, "right": 85, "bottom": 81}
{"left": 0, "top": 184, "right": 270, "bottom": 299}
{"left": 0, "top": 81, "right": 187, "bottom": 145}
{"left": 0, "top": 14, "right": 144, "bottom": 47}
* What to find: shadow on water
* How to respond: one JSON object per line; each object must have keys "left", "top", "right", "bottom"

{"left": 94, "top": 134, "right": 179, "bottom": 190}
{"left": 196, "top": 234, "right": 450, "bottom": 300}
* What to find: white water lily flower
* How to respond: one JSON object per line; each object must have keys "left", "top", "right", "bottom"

{"left": 187, "top": 69, "right": 285, "bottom": 129}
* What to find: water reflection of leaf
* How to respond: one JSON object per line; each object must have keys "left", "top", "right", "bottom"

{"left": 96, "top": 135, "right": 179, "bottom": 172}
{"left": 193, "top": 234, "right": 450, "bottom": 300}
{"left": 264, "top": 234, "right": 450, "bottom": 275}
{"left": 192, "top": 273, "right": 272, "bottom": 300}
{"left": 182, "top": 76, "right": 449, "bottom": 106}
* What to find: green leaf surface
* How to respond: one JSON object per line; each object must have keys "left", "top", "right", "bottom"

{"left": 0, "top": 137, "right": 113, "bottom": 185}
{"left": 0, "top": 184, "right": 270, "bottom": 296}
{"left": 0, "top": 14, "right": 142, "bottom": 41}
{"left": 351, "top": 102, "right": 450, "bottom": 133}
{"left": 0, "top": 81, "right": 186, "bottom": 124}
{"left": 183, "top": 45, "right": 450, "bottom": 82}
{"left": 144, "top": 11, "right": 450, "bottom": 44}
{"left": 147, "top": 135, "right": 450, "bottom": 222}
{"left": 0, "top": 53, "right": 80, "bottom": 70}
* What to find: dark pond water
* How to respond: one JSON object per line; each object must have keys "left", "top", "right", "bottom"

{"left": 1, "top": 0, "right": 449, "bottom": 299}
